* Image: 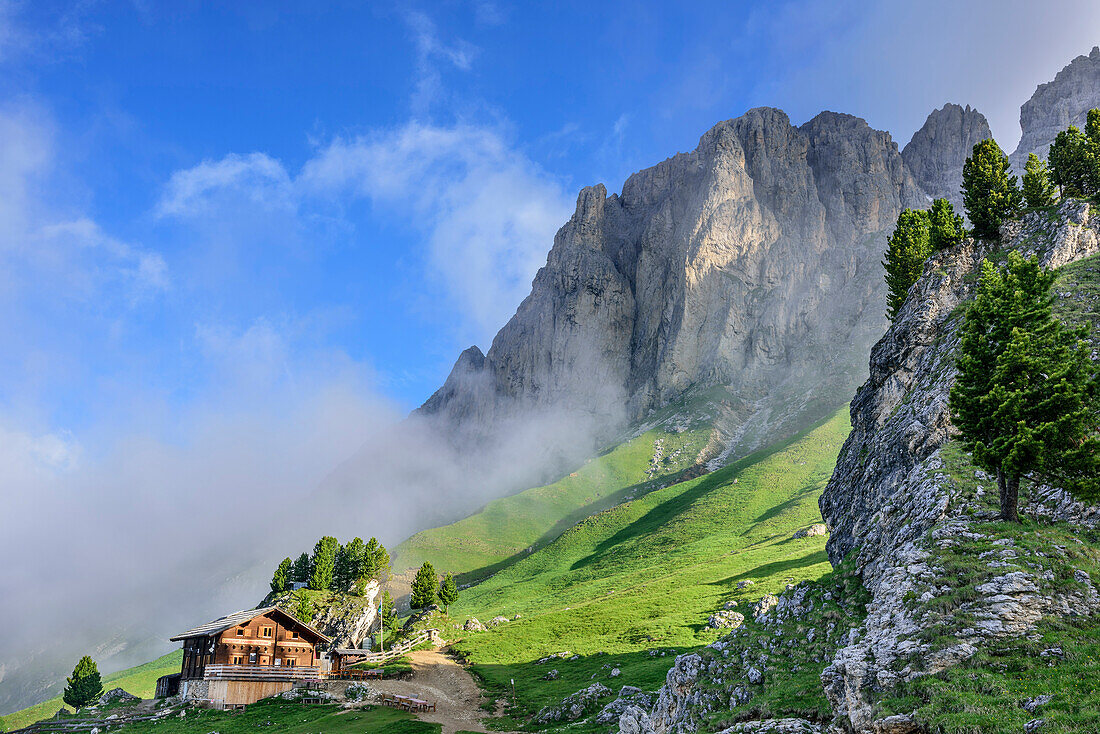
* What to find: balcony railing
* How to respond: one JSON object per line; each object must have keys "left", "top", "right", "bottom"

{"left": 203, "top": 664, "right": 320, "bottom": 681}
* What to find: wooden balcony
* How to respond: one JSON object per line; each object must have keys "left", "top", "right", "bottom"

{"left": 203, "top": 664, "right": 320, "bottom": 682}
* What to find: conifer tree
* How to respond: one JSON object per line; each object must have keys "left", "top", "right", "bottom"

{"left": 293, "top": 589, "right": 314, "bottom": 623}
{"left": 928, "top": 198, "right": 965, "bottom": 251}
{"left": 63, "top": 656, "right": 103, "bottom": 710}
{"left": 332, "top": 542, "right": 350, "bottom": 592}
{"left": 270, "top": 557, "right": 293, "bottom": 594}
{"left": 950, "top": 251, "right": 1099, "bottom": 521}
{"left": 410, "top": 561, "right": 437, "bottom": 609}
{"left": 961, "top": 138, "right": 1022, "bottom": 241}
{"left": 883, "top": 208, "right": 931, "bottom": 320}
{"left": 379, "top": 591, "right": 401, "bottom": 636}
{"left": 292, "top": 553, "right": 310, "bottom": 583}
{"left": 1022, "top": 153, "right": 1058, "bottom": 208}
{"left": 309, "top": 536, "right": 339, "bottom": 591}
{"left": 341, "top": 537, "right": 367, "bottom": 594}
{"left": 1048, "top": 125, "right": 1095, "bottom": 198}
{"left": 438, "top": 572, "right": 459, "bottom": 613}
{"left": 373, "top": 542, "right": 391, "bottom": 584}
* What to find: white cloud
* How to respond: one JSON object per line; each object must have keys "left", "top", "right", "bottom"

{"left": 402, "top": 10, "right": 479, "bottom": 116}
{"left": 303, "top": 122, "right": 572, "bottom": 343}
{"left": 159, "top": 121, "right": 571, "bottom": 348}
{"left": 156, "top": 152, "right": 295, "bottom": 218}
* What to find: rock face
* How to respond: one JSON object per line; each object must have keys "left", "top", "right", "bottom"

{"left": 267, "top": 581, "right": 380, "bottom": 650}
{"left": 902, "top": 103, "right": 991, "bottom": 213}
{"left": 420, "top": 107, "right": 924, "bottom": 464}
{"left": 1011, "top": 46, "right": 1100, "bottom": 172}
{"left": 818, "top": 201, "right": 1100, "bottom": 732}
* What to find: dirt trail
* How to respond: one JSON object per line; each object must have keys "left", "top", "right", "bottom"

{"left": 367, "top": 647, "right": 510, "bottom": 734}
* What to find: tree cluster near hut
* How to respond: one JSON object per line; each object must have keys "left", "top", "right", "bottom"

{"left": 270, "top": 536, "right": 390, "bottom": 596}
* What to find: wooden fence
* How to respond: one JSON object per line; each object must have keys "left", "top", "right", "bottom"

{"left": 203, "top": 664, "right": 320, "bottom": 681}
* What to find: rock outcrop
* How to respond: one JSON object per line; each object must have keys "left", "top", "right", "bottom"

{"left": 266, "top": 581, "right": 380, "bottom": 649}
{"left": 902, "top": 103, "right": 991, "bottom": 213}
{"left": 420, "top": 107, "right": 924, "bottom": 464}
{"left": 818, "top": 200, "right": 1100, "bottom": 732}
{"left": 1011, "top": 46, "right": 1100, "bottom": 172}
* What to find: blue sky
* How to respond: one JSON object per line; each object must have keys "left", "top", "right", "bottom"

{"left": 3, "top": 0, "right": 1099, "bottom": 448}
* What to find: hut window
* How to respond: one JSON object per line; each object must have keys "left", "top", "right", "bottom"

{"left": 232, "top": 656, "right": 243, "bottom": 665}
{"left": 261, "top": 626, "right": 273, "bottom": 638}
{"left": 237, "top": 627, "right": 247, "bottom": 636}
{"left": 290, "top": 631, "right": 299, "bottom": 639}
{"left": 286, "top": 658, "right": 296, "bottom": 667}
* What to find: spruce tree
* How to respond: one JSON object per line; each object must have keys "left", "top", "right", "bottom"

{"left": 333, "top": 542, "right": 351, "bottom": 593}
{"left": 292, "top": 553, "right": 310, "bottom": 583}
{"left": 410, "top": 561, "right": 437, "bottom": 609}
{"left": 379, "top": 591, "right": 401, "bottom": 636}
{"left": 438, "top": 572, "right": 459, "bottom": 613}
{"left": 928, "top": 198, "right": 965, "bottom": 251}
{"left": 1048, "top": 126, "right": 1094, "bottom": 198}
{"left": 1022, "top": 153, "right": 1058, "bottom": 208}
{"left": 961, "top": 138, "right": 1022, "bottom": 241}
{"left": 362, "top": 537, "right": 380, "bottom": 580}
{"left": 63, "top": 656, "right": 103, "bottom": 710}
{"left": 309, "top": 536, "right": 339, "bottom": 591}
{"left": 949, "top": 251, "right": 1099, "bottom": 520}
{"left": 342, "top": 537, "right": 367, "bottom": 594}
{"left": 373, "top": 542, "right": 391, "bottom": 584}
{"left": 883, "top": 208, "right": 931, "bottom": 320}
{"left": 293, "top": 589, "right": 314, "bottom": 623}
{"left": 270, "top": 557, "right": 293, "bottom": 594}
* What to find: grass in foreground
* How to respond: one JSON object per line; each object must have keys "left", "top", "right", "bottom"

{"left": 876, "top": 441, "right": 1100, "bottom": 733}
{"left": 0, "top": 650, "right": 182, "bottom": 732}
{"left": 448, "top": 410, "right": 851, "bottom": 731}
{"left": 113, "top": 700, "right": 438, "bottom": 734}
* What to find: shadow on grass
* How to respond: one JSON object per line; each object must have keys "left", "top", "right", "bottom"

{"left": 710, "top": 549, "right": 829, "bottom": 588}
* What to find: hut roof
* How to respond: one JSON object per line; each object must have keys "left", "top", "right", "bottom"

{"left": 169, "top": 606, "right": 330, "bottom": 643}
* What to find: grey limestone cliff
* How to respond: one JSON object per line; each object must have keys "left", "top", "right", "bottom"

{"left": 419, "top": 107, "right": 924, "bottom": 464}
{"left": 902, "top": 103, "right": 991, "bottom": 213}
{"left": 1010, "top": 46, "right": 1100, "bottom": 172}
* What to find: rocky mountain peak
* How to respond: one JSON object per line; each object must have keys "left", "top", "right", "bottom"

{"left": 902, "top": 102, "right": 992, "bottom": 212}
{"left": 419, "top": 106, "right": 924, "bottom": 466}
{"left": 1010, "top": 45, "right": 1100, "bottom": 171}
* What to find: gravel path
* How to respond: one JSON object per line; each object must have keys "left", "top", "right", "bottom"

{"left": 367, "top": 647, "right": 508, "bottom": 734}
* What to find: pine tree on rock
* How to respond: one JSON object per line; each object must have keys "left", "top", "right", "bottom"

{"left": 928, "top": 198, "right": 965, "bottom": 251}
{"left": 63, "top": 656, "right": 103, "bottom": 710}
{"left": 292, "top": 553, "right": 310, "bottom": 584}
{"left": 293, "top": 589, "right": 314, "bottom": 623}
{"left": 333, "top": 542, "right": 351, "bottom": 593}
{"left": 949, "top": 251, "right": 1100, "bottom": 521}
{"left": 309, "top": 536, "right": 339, "bottom": 591}
{"left": 1048, "top": 125, "right": 1095, "bottom": 199}
{"left": 410, "top": 561, "right": 437, "bottom": 609}
{"left": 271, "top": 557, "right": 293, "bottom": 594}
{"left": 342, "top": 537, "right": 367, "bottom": 595}
{"left": 438, "top": 572, "right": 459, "bottom": 613}
{"left": 883, "top": 208, "right": 932, "bottom": 320}
{"left": 1023, "top": 153, "right": 1058, "bottom": 208}
{"left": 962, "top": 138, "right": 1022, "bottom": 241}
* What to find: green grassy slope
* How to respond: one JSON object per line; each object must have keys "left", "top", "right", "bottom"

{"left": 448, "top": 410, "right": 851, "bottom": 731}
{"left": 113, "top": 700, "right": 438, "bottom": 734}
{"left": 393, "top": 424, "right": 712, "bottom": 581}
{"left": 0, "top": 650, "right": 182, "bottom": 732}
